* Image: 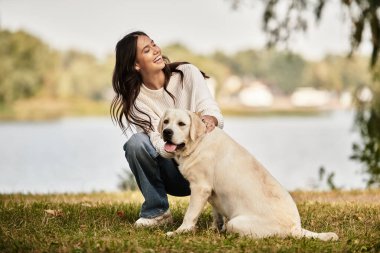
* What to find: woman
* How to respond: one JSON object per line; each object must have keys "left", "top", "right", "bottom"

{"left": 111, "top": 31, "right": 224, "bottom": 227}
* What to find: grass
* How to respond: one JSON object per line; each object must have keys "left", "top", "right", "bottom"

{"left": 1, "top": 190, "right": 379, "bottom": 252}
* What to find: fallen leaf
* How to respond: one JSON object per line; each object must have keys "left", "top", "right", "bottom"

{"left": 116, "top": 210, "right": 125, "bottom": 218}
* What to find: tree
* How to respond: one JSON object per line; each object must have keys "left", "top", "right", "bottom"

{"left": 0, "top": 29, "right": 57, "bottom": 104}
{"left": 351, "top": 92, "right": 380, "bottom": 187}
{"left": 234, "top": 49, "right": 306, "bottom": 93}
{"left": 302, "top": 55, "right": 371, "bottom": 92}
{"left": 163, "top": 43, "right": 231, "bottom": 96}
{"left": 57, "top": 50, "right": 111, "bottom": 100}
{"left": 265, "top": 51, "right": 306, "bottom": 93}
{"left": 229, "top": 0, "right": 380, "bottom": 187}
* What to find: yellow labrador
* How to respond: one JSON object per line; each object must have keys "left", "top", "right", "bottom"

{"left": 159, "top": 108, "right": 338, "bottom": 241}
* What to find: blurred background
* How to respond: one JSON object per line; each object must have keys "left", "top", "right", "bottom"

{"left": 0, "top": 0, "right": 379, "bottom": 193}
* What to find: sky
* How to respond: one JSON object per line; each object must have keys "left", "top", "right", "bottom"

{"left": 0, "top": 0, "right": 372, "bottom": 60}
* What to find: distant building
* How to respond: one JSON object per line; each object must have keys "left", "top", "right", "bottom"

{"left": 339, "top": 91, "right": 352, "bottom": 108}
{"left": 356, "top": 86, "right": 373, "bottom": 103}
{"left": 290, "top": 87, "right": 331, "bottom": 107}
{"left": 238, "top": 81, "right": 274, "bottom": 107}
{"left": 218, "top": 75, "right": 244, "bottom": 105}
{"left": 223, "top": 75, "right": 243, "bottom": 94}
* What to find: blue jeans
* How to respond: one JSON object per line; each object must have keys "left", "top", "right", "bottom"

{"left": 123, "top": 133, "right": 191, "bottom": 218}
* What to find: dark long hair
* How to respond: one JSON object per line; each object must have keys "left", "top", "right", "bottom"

{"left": 111, "top": 31, "right": 208, "bottom": 133}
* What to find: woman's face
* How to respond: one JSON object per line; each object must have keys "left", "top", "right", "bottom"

{"left": 135, "top": 35, "right": 165, "bottom": 74}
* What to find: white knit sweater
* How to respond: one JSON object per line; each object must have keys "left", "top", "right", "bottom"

{"left": 133, "top": 63, "right": 224, "bottom": 157}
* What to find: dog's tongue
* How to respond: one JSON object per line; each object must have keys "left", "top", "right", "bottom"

{"left": 164, "top": 142, "right": 177, "bottom": 152}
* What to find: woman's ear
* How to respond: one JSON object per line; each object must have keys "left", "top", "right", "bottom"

{"left": 189, "top": 111, "right": 206, "bottom": 141}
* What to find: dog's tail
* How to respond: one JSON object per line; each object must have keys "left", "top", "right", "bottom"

{"left": 292, "top": 227, "right": 338, "bottom": 241}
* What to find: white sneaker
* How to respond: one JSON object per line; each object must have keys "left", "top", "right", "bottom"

{"left": 134, "top": 210, "right": 173, "bottom": 227}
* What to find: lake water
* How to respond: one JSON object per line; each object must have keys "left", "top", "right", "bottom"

{"left": 0, "top": 110, "right": 367, "bottom": 193}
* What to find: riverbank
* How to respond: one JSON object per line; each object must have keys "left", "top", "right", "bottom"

{"left": 1, "top": 190, "right": 379, "bottom": 252}
{"left": 0, "top": 98, "right": 341, "bottom": 121}
{"left": 0, "top": 98, "right": 110, "bottom": 121}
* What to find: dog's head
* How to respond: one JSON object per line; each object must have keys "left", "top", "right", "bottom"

{"left": 158, "top": 109, "right": 206, "bottom": 155}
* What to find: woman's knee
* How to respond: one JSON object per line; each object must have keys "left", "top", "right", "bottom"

{"left": 123, "top": 133, "right": 158, "bottom": 159}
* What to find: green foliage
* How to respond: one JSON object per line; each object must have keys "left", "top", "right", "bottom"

{"left": 265, "top": 51, "right": 306, "bottom": 93}
{"left": 57, "top": 50, "right": 113, "bottom": 100}
{"left": 318, "top": 167, "right": 340, "bottom": 190}
{"left": 0, "top": 29, "right": 57, "bottom": 104}
{"left": 303, "top": 56, "right": 371, "bottom": 92}
{"left": 165, "top": 44, "right": 363, "bottom": 95}
{"left": 213, "top": 48, "right": 368, "bottom": 94}
{"left": 0, "top": 29, "right": 110, "bottom": 106}
{"left": 0, "top": 28, "right": 371, "bottom": 115}
{"left": 232, "top": 0, "right": 380, "bottom": 67}
{"left": 229, "top": 0, "right": 380, "bottom": 188}
{"left": 351, "top": 89, "right": 380, "bottom": 187}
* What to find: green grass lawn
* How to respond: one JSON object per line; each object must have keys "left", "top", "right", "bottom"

{"left": 1, "top": 190, "right": 379, "bottom": 252}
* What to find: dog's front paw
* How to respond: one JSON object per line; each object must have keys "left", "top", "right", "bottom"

{"left": 321, "top": 232, "right": 339, "bottom": 241}
{"left": 176, "top": 224, "right": 196, "bottom": 233}
{"left": 166, "top": 231, "right": 176, "bottom": 237}
{"left": 167, "top": 225, "right": 195, "bottom": 236}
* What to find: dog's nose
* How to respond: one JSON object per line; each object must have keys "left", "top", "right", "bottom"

{"left": 163, "top": 129, "right": 173, "bottom": 140}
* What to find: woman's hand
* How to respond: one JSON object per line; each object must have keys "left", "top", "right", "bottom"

{"left": 201, "top": 115, "right": 218, "bottom": 133}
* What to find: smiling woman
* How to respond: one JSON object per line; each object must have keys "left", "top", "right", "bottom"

{"left": 110, "top": 31, "right": 224, "bottom": 227}
{"left": 134, "top": 36, "right": 166, "bottom": 85}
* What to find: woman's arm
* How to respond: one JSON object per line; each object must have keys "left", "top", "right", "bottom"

{"left": 132, "top": 101, "right": 174, "bottom": 158}
{"left": 184, "top": 64, "right": 224, "bottom": 129}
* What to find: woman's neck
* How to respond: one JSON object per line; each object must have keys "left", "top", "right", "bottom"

{"left": 142, "top": 70, "right": 165, "bottom": 90}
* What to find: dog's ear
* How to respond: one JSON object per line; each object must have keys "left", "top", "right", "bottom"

{"left": 189, "top": 111, "right": 206, "bottom": 141}
{"left": 158, "top": 111, "right": 166, "bottom": 134}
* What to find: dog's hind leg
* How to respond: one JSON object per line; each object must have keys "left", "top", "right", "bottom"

{"left": 211, "top": 207, "right": 225, "bottom": 232}
{"left": 225, "top": 215, "right": 281, "bottom": 239}
{"left": 226, "top": 216, "right": 339, "bottom": 241}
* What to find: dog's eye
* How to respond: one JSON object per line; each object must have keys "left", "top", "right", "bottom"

{"left": 163, "top": 119, "right": 169, "bottom": 124}
{"left": 178, "top": 122, "right": 186, "bottom": 126}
